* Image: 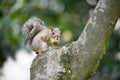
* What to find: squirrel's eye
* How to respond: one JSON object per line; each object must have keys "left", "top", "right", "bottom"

{"left": 52, "top": 32, "right": 54, "bottom": 35}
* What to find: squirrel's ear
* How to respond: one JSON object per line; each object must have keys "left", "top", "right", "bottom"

{"left": 50, "top": 26, "right": 54, "bottom": 31}
{"left": 59, "top": 26, "right": 61, "bottom": 30}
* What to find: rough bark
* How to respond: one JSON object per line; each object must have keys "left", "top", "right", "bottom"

{"left": 30, "top": 0, "right": 120, "bottom": 80}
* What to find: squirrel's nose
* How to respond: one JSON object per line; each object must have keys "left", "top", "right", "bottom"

{"left": 53, "top": 42, "right": 57, "bottom": 45}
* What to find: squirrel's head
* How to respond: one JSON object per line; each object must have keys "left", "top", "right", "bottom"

{"left": 50, "top": 27, "right": 61, "bottom": 45}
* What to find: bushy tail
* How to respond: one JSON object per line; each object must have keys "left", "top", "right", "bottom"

{"left": 22, "top": 17, "right": 46, "bottom": 45}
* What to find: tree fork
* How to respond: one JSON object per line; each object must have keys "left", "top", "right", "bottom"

{"left": 30, "top": 0, "right": 120, "bottom": 80}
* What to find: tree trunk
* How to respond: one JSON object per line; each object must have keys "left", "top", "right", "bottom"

{"left": 30, "top": 0, "right": 120, "bottom": 80}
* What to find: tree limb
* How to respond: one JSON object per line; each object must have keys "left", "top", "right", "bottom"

{"left": 30, "top": 0, "right": 120, "bottom": 80}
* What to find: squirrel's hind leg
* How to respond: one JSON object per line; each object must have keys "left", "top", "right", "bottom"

{"left": 36, "top": 48, "right": 49, "bottom": 54}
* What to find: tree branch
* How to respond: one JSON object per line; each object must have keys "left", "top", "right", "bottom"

{"left": 30, "top": 0, "right": 120, "bottom": 80}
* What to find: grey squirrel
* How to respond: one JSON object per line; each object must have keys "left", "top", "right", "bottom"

{"left": 22, "top": 17, "right": 61, "bottom": 54}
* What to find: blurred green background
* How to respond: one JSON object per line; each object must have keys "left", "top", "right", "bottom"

{"left": 0, "top": 0, "right": 120, "bottom": 80}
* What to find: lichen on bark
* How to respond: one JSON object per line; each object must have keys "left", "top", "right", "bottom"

{"left": 30, "top": 0, "right": 120, "bottom": 80}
